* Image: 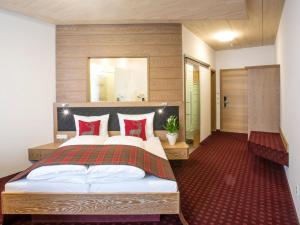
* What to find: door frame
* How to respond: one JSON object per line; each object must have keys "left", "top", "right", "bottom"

{"left": 220, "top": 68, "right": 248, "bottom": 132}
{"left": 211, "top": 69, "right": 216, "bottom": 132}
{"left": 183, "top": 57, "right": 200, "bottom": 145}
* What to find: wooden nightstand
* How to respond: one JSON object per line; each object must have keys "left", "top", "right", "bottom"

{"left": 162, "top": 141, "right": 189, "bottom": 160}
{"left": 28, "top": 143, "right": 61, "bottom": 161}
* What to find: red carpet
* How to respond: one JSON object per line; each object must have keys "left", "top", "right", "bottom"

{"left": 1, "top": 132, "right": 298, "bottom": 224}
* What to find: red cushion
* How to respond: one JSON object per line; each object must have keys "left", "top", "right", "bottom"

{"left": 124, "top": 119, "right": 147, "bottom": 140}
{"left": 79, "top": 120, "right": 101, "bottom": 136}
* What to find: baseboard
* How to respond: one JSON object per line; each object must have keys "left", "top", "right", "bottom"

{"left": 279, "top": 127, "right": 289, "bottom": 152}
{"left": 200, "top": 134, "right": 213, "bottom": 145}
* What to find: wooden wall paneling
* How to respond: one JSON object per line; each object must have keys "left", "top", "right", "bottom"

{"left": 247, "top": 65, "right": 280, "bottom": 133}
{"left": 56, "top": 24, "right": 183, "bottom": 103}
{"left": 56, "top": 24, "right": 182, "bottom": 35}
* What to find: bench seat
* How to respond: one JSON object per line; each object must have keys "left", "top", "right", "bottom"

{"left": 248, "top": 131, "right": 288, "bottom": 166}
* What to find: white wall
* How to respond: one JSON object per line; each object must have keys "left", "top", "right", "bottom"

{"left": 182, "top": 25, "right": 215, "bottom": 142}
{"left": 0, "top": 10, "right": 56, "bottom": 177}
{"left": 182, "top": 26, "right": 215, "bottom": 68}
{"left": 276, "top": 0, "right": 300, "bottom": 218}
{"left": 215, "top": 45, "right": 276, "bottom": 128}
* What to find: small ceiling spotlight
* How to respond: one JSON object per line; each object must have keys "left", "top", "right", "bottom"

{"left": 214, "top": 31, "right": 238, "bottom": 42}
{"left": 158, "top": 108, "right": 164, "bottom": 114}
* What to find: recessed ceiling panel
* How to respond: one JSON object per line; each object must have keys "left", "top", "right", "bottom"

{"left": 184, "top": 0, "right": 285, "bottom": 50}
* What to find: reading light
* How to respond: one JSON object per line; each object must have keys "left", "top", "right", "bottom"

{"left": 213, "top": 31, "right": 238, "bottom": 42}
{"left": 62, "top": 103, "right": 70, "bottom": 116}
{"left": 158, "top": 102, "right": 168, "bottom": 114}
{"left": 63, "top": 109, "right": 70, "bottom": 115}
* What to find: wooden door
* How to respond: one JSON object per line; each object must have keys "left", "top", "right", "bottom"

{"left": 211, "top": 70, "right": 216, "bottom": 132}
{"left": 247, "top": 65, "right": 280, "bottom": 133}
{"left": 220, "top": 69, "right": 248, "bottom": 133}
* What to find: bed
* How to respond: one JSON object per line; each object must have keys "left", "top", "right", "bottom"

{"left": 1, "top": 102, "right": 188, "bottom": 225}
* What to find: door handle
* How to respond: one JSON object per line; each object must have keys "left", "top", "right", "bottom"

{"left": 224, "top": 96, "right": 229, "bottom": 108}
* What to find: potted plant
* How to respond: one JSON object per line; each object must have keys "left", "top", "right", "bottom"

{"left": 164, "top": 115, "right": 179, "bottom": 145}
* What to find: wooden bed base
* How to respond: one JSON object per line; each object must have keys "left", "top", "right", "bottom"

{"left": 1, "top": 191, "right": 188, "bottom": 224}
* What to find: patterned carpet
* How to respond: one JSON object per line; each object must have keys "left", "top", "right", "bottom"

{"left": 0, "top": 132, "right": 299, "bottom": 225}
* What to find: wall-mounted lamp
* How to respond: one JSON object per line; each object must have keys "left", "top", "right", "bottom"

{"left": 61, "top": 103, "right": 70, "bottom": 116}
{"left": 158, "top": 102, "right": 168, "bottom": 114}
{"left": 63, "top": 109, "right": 70, "bottom": 115}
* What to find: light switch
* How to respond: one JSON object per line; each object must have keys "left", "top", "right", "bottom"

{"left": 56, "top": 134, "right": 68, "bottom": 140}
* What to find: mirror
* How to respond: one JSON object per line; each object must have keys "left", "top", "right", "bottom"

{"left": 89, "top": 58, "right": 148, "bottom": 102}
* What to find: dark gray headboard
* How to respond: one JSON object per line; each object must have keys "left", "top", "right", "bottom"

{"left": 57, "top": 106, "right": 179, "bottom": 132}
{"left": 54, "top": 102, "right": 184, "bottom": 141}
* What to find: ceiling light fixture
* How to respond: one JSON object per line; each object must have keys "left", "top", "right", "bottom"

{"left": 214, "top": 31, "right": 238, "bottom": 42}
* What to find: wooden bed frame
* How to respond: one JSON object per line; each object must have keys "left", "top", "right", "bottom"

{"left": 1, "top": 192, "right": 187, "bottom": 224}
{"left": 1, "top": 102, "right": 188, "bottom": 224}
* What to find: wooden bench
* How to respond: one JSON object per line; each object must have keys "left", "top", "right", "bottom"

{"left": 248, "top": 131, "right": 288, "bottom": 166}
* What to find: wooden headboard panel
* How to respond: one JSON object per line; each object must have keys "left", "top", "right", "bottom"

{"left": 54, "top": 102, "right": 184, "bottom": 142}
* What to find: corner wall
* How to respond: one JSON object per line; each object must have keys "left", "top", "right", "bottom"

{"left": 182, "top": 26, "right": 215, "bottom": 142}
{"left": 276, "top": 0, "right": 300, "bottom": 218}
{"left": 0, "top": 10, "right": 56, "bottom": 177}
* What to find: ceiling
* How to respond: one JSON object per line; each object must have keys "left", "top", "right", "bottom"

{"left": 184, "top": 0, "right": 285, "bottom": 50}
{"left": 0, "top": 0, "right": 247, "bottom": 23}
{"left": 0, "top": 0, "right": 284, "bottom": 50}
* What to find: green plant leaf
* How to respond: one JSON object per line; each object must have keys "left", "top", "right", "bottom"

{"left": 164, "top": 115, "right": 179, "bottom": 133}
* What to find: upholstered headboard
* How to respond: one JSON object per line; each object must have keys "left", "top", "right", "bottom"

{"left": 54, "top": 102, "right": 184, "bottom": 142}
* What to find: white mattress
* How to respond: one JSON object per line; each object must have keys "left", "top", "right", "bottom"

{"left": 6, "top": 175, "right": 177, "bottom": 193}
{"left": 5, "top": 137, "right": 176, "bottom": 193}
{"left": 5, "top": 179, "right": 89, "bottom": 193}
{"left": 89, "top": 175, "right": 177, "bottom": 193}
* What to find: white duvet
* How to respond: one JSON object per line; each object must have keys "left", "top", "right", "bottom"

{"left": 26, "top": 136, "right": 166, "bottom": 184}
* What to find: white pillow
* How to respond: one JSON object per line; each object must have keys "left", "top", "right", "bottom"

{"left": 87, "top": 165, "right": 145, "bottom": 183}
{"left": 60, "top": 135, "right": 108, "bottom": 147}
{"left": 27, "top": 165, "right": 88, "bottom": 180}
{"left": 39, "top": 175, "right": 87, "bottom": 184}
{"left": 117, "top": 112, "right": 155, "bottom": 139}
{"left": 74, "top": 114, "right": 109, "bottom": 137}
{"left": 104, "top": 135, "right": 144, "bottom": 149}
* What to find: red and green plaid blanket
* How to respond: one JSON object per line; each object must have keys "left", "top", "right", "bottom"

{"left": 11, "top": 145, "right": 176, "bottom": 182}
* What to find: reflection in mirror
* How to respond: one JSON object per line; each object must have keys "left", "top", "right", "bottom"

{"left": 89, "top": 58, "right": 148, "bottom": 102}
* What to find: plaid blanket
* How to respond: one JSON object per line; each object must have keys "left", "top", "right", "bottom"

{"left": 11, "top": 145, "right": 176, "bottom": 182}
